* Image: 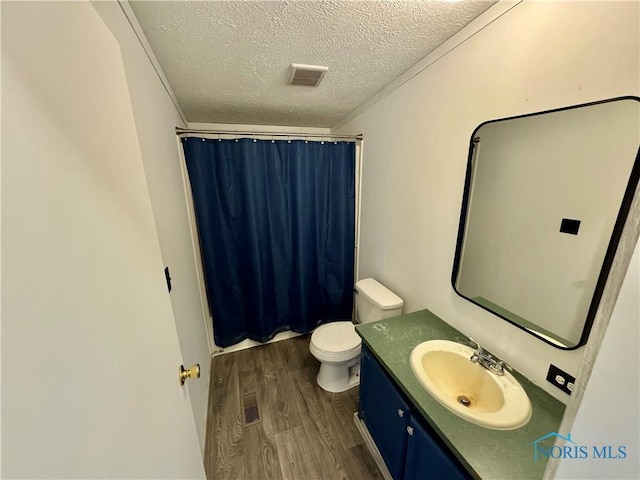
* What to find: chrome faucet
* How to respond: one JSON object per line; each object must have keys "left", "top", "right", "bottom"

{"left": 468, "top": 337, "right": 508, "bottom": 376}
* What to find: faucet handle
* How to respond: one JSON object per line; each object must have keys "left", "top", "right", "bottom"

{"left": 468, "top": 337, "right": 482, "bottom": 353}
{"left": 468, "top": 337, "right": 483, "bottom": 363}
{"left": 489, "top": 360, "right": 511, "bottom": 376}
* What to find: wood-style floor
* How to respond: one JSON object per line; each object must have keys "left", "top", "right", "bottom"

{"left": 204, "top": 335, "right": 383, "bottom": 480}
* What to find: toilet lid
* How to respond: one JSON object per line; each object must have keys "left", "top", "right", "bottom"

{"left": 311, "top": 321, "right": 361, "bottom": 354}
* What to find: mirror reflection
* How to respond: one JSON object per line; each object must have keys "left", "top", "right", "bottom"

{"left": 452, "top": 97, "right": 640, "bottom": 349}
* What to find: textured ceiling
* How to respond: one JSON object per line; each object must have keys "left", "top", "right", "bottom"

{"left": 129, "top": 1, "right": 496, "bottom": 128}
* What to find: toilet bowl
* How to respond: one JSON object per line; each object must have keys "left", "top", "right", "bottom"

{"left": 309, "top": 321, "right": 362, "bottom": 393}
{"left": 309, "top": 278, "right": 403, "bottom": 392}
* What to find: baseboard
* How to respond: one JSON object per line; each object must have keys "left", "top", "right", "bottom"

{"left": 352, "top": 412, "right": 393, "bottom": 480}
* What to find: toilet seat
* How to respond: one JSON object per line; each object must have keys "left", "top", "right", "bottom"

{"left": 310, "top": 321, "right": 362, "bottom": 362}
{"left": 311, "top": 321, "right": 360, "bottom": 352}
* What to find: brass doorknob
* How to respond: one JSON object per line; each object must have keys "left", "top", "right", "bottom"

{"left": 179, "top": 364, "right": 200, "bottom": 386}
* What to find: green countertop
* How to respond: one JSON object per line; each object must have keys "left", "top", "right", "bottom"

{"left": 355, "top": 309, "right": 566, "bottom": 480}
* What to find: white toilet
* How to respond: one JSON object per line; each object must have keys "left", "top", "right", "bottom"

{"left": 309, "top": 278, "right": 403, "bottom": 392}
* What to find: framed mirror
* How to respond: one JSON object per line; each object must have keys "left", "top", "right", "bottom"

{"left": 452, "top": 97, "right": 640, "bottom": 349}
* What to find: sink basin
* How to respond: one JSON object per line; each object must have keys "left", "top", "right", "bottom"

{"left": 410, "top": 340, "right": 532, "bottom": 430}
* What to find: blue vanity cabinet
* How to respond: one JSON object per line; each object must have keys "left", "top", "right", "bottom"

{"left": 359, "top": 345, "right": 471, "bottom": 480}
{"left": 404, "top": 416, "right": 470, "bottom": 480}
{"left": 359, "top": 346, "right": 411, "bottom": 479}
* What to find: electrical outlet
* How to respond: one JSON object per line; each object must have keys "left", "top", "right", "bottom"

{"left": 546, "top": 364, "right": 576, "bottom": 395}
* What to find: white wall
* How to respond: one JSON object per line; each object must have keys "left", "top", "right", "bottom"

{"left": 1, "top": 2, "right": 205, "bottom": 477}
{"left": 555, "top": 244, "right": 639, "bottom": 479}
{"left": 336, "top": 0, "right": 639, "bottom": 403}
{"left": 92, "top": 2, "right": 212, "bottom": 449}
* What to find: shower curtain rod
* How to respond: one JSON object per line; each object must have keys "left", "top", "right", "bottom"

{"left": 175, "top": 127, "right": 362, "bottom": 141}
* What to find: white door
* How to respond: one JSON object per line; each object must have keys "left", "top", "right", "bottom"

{"left": 1, "top": 2, "right": 205, "bottom": 478}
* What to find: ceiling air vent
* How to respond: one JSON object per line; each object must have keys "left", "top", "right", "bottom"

{"left": 286, "top": 64, "right": 328, "bottom": 87}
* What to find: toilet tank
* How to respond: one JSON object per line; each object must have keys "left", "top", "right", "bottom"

{"left": 355, "top": 278, "right": 403, "bottom": 323}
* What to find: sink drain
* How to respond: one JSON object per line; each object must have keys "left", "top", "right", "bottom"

{"left": 457, "top": 395, "right": 472, "bottom": 407}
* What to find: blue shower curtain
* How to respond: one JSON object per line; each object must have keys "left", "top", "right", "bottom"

{"left": 182, "top": 137, "right": 356, "bottom": 347}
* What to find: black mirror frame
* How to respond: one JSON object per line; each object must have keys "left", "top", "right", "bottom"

{"left": 451, "top": 96, "right": 640, "bottom": 350}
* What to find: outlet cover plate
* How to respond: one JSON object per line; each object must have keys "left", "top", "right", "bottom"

{"left": 546, "top": 364, "right": 575, "bottom": 395}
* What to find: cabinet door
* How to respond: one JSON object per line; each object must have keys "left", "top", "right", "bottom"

{"left": 359, "top": 346, "right": 411, "bottom": 480}
{"left": 404, "top": 416, "right": 470, "bottom": 480}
